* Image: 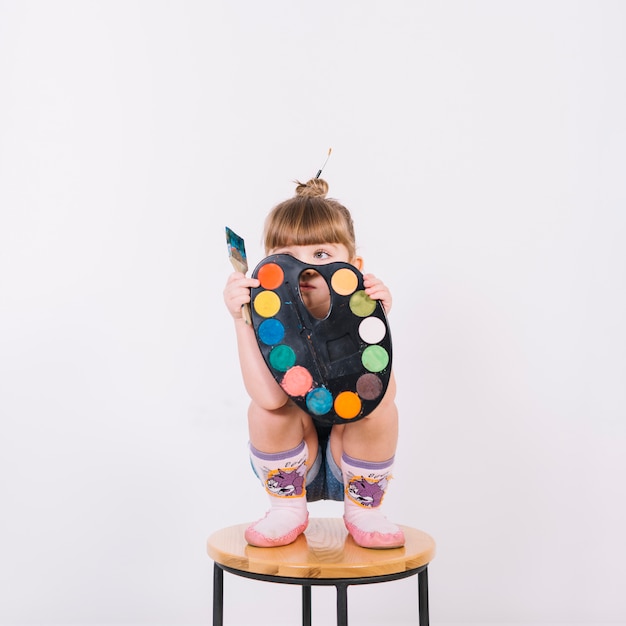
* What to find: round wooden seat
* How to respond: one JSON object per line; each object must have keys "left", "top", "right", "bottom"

{"left": 208, "top": 517, "right": 435, "bottom": 579}
{"left": 207, "top": 517, "right": 436, "bottom": 625}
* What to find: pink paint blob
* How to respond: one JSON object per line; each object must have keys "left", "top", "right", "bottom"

{"left": 281, "top": 366, "right": 314, "bottom": 396}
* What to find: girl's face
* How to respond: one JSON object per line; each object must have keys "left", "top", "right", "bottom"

{"left": 268, "top": 243, "right": 363, "bottom": 319}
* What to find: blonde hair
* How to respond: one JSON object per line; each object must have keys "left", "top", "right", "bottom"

{"left": 263, "top": 179, "right": 357, "bottom": 258}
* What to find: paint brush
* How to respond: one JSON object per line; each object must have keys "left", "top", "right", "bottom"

{"left": 315, "top": 147, "right": 332, "bottom": 179}
{"left": 225, "top": 226, "right": 252, "bottom": 324}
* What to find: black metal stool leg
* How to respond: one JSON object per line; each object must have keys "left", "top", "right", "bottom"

{"left": 302, "top": 585, "right": 312, "bottom": 626}
{"left": 418, "top": 567, "right": 429, "bottom": 626}
{"left": 336, "top": 583, "right": 348, "bottom": 626}
{"left": 213, "top": 564, "right": 224, "bottom": 626}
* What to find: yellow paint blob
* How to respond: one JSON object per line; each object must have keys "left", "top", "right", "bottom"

{"left": 253, "top": 290, "right": 281, "bottom": 318}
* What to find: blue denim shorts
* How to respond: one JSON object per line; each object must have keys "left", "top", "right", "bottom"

{"left": 305, "top": 427, "right": 344, "bottom": 503}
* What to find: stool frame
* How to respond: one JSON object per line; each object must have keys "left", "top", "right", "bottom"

{"left": 212, "top": 561, "right": 430, "bottom": 626}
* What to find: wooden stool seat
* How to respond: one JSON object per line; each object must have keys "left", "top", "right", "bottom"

{"left": 207, "top": 517, "right": 436, "bottom": 625}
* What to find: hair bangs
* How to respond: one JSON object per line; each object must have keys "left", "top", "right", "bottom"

{"left": 264, "top": 198, "right": 354, "bottom": 255}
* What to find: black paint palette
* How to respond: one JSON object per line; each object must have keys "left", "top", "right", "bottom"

{"left": 250, "top": 254, "right": 393, "bottom": 426}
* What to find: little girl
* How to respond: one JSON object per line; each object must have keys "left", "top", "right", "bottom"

{"left": 223, "top": 177, "right": 404, "bottom": 549}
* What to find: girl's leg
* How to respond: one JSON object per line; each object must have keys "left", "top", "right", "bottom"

{"left": 330, "top": 375, "right": 405, "bottom": 549}
{"left": 247, "top": 400, "right": 317, "bottom": 456}
{"left": 245, "top": 401, "right": 318, "bottom": 547}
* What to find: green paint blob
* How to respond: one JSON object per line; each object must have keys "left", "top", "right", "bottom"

{"left": 349, "top": 290, "right": 376, "bottom": 317}
{"left": 361, "top": 345, "right": 389, "bottom": 373}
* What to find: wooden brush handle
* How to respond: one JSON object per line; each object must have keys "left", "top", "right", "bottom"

{"left": 228, "top": 257, "right": 252, "bottom": 324}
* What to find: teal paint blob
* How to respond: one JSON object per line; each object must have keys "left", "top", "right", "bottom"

{"left": 269, "top": 344, "right": 296, "bottom": 372}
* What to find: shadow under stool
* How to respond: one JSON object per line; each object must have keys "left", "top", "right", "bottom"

{"left": 207, "top": 517, "right": 436, "bottom": 626}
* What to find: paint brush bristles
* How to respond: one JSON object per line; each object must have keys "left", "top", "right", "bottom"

{"left": 315, "top": 147, "right": 333, "bottom": 179}
{"left": 225, "top": 226, "right": 248, "bottom": 274}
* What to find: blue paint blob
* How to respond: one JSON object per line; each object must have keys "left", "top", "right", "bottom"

{"left": 258, "top": 318, "right": 285, "bottom": 345}
{"left": 306, "top": 387, "right": 333, "bottom": 416}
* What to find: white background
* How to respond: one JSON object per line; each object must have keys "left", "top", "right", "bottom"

{"left": 1, "top": 1, "right": 625, "bottom": 625}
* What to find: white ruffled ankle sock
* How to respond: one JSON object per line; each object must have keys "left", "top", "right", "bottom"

{"left": 246, "top": 441, "right": 309, "bottom": 547}
{"left": 341, "top": 452, "right": 405, "bottom": 549}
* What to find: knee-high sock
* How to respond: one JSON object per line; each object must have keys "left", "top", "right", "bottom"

{"left": 246, "top": 441, "right": 309, "bottom": 547}
{"left": 341, "top": 452, "right": 405, "bottom": 549}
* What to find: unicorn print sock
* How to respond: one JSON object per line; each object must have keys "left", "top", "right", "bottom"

{"left": 246, "top": 441, "right": 309, "bottom": 547}
{"left": 341, "top": 452, "right": 405, "bottom": 549}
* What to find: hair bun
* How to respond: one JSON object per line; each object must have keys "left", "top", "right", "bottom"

{"left": 295, "top": 178, "right": 329, "bottom": 198}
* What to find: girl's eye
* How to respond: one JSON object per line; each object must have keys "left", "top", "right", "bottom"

{"left": 313, "top": 250, "right": 330, "bottom": 260}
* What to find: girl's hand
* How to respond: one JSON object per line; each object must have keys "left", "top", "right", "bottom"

{"left": 362, "top": 273, "right": 393, "bottom": 313}
{"left": 223, "top": 272, "right": 260, "bottom": 320}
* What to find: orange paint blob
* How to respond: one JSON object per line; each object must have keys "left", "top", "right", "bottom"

{"left": 334, "top": 391, "right": 362, "bottom": 419}
{"left": 331, "top": 267, "right": 358, "bottom": 296}
{"left": 258, "top": 263, "right": 284, "bottom": 290}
